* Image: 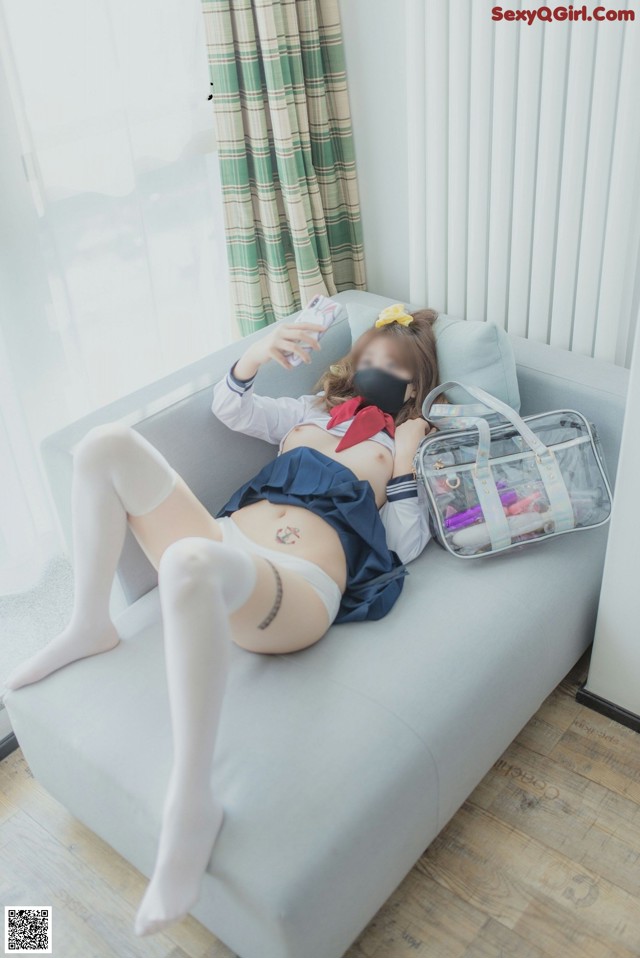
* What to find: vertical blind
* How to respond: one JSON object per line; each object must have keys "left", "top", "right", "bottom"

{"left": 406, "top": 0, "right": 640, "bottom": 367}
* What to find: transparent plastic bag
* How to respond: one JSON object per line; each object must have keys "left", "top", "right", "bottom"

{"left": 413, "top": 382, "right": 613, "bottom": 559}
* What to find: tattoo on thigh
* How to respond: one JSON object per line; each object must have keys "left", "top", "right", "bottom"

{"left": 257, "top": 559, "right": 283, "bottom": 630}
{"left": 275, "top": 525, "right": 301, "bottom": 545}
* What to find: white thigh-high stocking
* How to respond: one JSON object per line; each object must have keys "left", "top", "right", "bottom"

{"left": 134, "top": 536, "right": 258, "bottom": 937}
{"left": 3, "top": 422, "right": 178, "bottom": 691}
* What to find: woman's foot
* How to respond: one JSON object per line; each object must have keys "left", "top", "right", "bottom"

{"left": 3, "top": 620, "right": 120, "bottom": 691}
{"left": 134, "top": 782, "right": 225, "bottom": 936}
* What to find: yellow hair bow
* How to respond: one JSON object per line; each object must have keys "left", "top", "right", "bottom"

{"left": 375, "top": 303, "right": 414, "bottom": 328}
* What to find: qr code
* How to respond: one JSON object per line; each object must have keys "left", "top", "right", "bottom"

{"left": 4, "top": 907, "right": 52, "bottom": 954}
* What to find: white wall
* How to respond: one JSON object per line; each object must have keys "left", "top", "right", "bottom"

{"left": 581, "top": 316, "right": 640, "bottom": 715}
{"left": 339, "top": 0, "right": 411, "bottom": 301}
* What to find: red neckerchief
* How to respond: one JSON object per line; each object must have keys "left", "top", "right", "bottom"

{"left": 326, "top": 395, "right": 396, "bottom": 452}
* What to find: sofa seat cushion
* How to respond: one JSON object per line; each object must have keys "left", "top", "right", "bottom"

{"left": 295, "top": 520, "right": 610, "bottom": 831}
{"left": 4, "top": 588, "right": 440, "bottom": 958}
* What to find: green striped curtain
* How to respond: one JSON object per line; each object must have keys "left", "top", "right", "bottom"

{"left": 202, "top": 0, "right": 367, "bottom": 336}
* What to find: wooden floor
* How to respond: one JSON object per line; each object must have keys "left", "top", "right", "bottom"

{"left": 1, "top": 647, "right": 639, "bottom": 958}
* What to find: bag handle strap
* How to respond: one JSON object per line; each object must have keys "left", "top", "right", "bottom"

{"left": 421, "top": 380, "right": 576, "bottom": 535}
{"left": 422, "top": 380, "right": 505, "bottom": 420}
{"left": 422, "top": 379, "right": 548, "bottom": 458}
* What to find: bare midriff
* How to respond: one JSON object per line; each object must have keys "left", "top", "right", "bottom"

{"left": 228, "top": 423, "right": 395, "bottom": 593}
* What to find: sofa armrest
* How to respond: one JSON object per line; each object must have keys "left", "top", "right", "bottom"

{"left": 509, "top": 334, "right": 628, "bottom": 490}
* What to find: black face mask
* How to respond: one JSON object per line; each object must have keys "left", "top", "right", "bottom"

{"left": 352, "top": 366, "right": 412, "bottom": 416}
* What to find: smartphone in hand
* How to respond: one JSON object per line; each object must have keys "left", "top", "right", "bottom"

{"left": 282, "top": 295, "right": 341, "bottom": 367}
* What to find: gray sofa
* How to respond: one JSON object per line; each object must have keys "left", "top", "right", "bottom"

{"left": 3, "top": 290, "right": 628, "bottom": 958}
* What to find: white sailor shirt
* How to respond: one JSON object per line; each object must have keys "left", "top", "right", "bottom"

{"left": 211, "top": 362, "right": 433, "bottom": 564}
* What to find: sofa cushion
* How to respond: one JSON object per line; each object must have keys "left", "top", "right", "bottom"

{"left": 345, "top": 296, "right": 521, "bottom": 412}
{"left": 3, "top": 509, "right": 610, "bottom": 958}
{"left": 3, "top": 586, "right": 439, "bottom": 958}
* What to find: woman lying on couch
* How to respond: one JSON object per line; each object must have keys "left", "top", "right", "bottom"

{"left": 2, "top": 299, "right": 443, "bottom": 937}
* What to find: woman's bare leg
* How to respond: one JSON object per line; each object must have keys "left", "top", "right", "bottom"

{"left": 126, "top": 473, "right": 340, "bottom": 654}
{"left": 3, "top": 422, "right": 180, "bottom": 691}
{"left": 2, "top": 420, "right": 340, "bottom": 935}
{"left": 126, "top": 471, "right": 225, "bottom": 567}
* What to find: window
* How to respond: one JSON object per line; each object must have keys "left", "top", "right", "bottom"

{"left": 0, "top": 0, "right": 230, "bottom": 592}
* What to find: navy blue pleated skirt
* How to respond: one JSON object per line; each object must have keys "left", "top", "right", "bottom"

{"left": 214, "top": 446, "right": 409, "bottom": 623}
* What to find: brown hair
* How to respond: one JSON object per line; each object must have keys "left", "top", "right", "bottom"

{"left": 309, "top": 307, "right": 447, "bottom": 425}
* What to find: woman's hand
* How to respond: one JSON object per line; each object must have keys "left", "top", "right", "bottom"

{"left": 391, "top": 417, "right": 437, "bottom": 477}
{"left": 232, "top": 321, "right": 327, "bottom": 379}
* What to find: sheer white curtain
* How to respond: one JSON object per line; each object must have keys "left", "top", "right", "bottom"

{"left": 0, "top": 0, "right": 232, "bottom": 594}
